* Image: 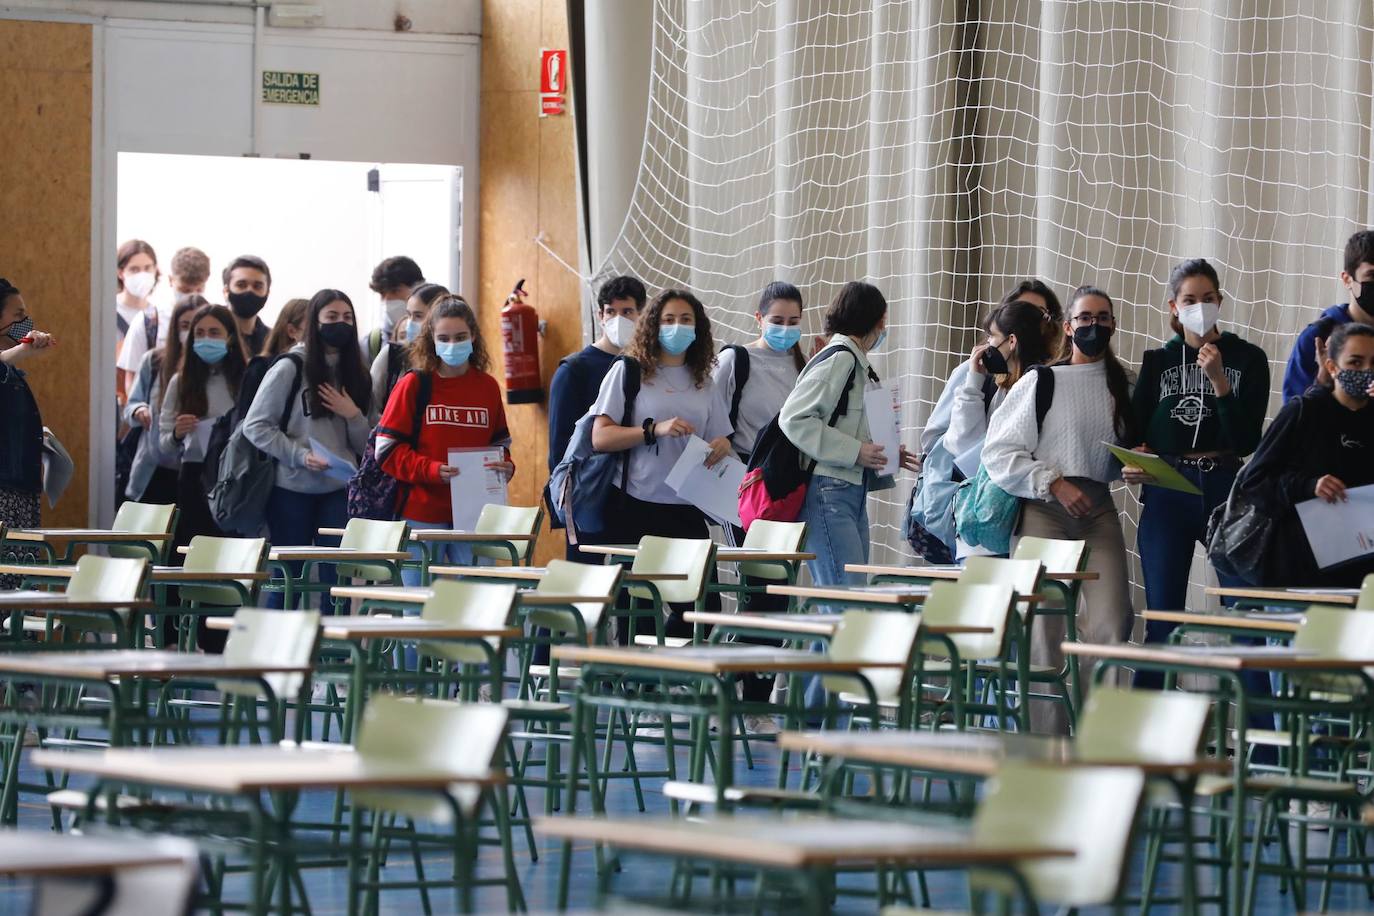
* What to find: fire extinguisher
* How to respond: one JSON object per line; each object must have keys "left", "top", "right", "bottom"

{"left": 501, "top": 278, "right": 543, "bottom": 404}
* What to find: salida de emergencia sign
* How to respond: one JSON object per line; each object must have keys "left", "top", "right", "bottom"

{"left": 261, "top": 71, "right": 320, "bottom": 106}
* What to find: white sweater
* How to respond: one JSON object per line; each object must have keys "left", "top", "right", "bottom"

{"left": 981, "top": 360, "right": 1123, "bottom": 501}
{"left": 944, "top": 365, "right": 1006, "bottom": 475}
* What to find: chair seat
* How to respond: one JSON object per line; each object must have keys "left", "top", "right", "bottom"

{"left": 1192, "top": 774, "right": 1358, "bottom": 799}
{"left": 837, "top": 691, "right": 902, "bottom": 709}
{"left": 662, "top": 780, "right": 821, "bottom": 808}
{"left": 973, "top": 660, "right": 1060, "bottom": 676}
{"left": 632, "top": 635, "right": 692, "bottom": 648}
{"left": 47, "top": 789, "right": 168, "bottom": 813}
{"left": 500, "top": 698, "right": 571, "bottom": 716}
{"left": 528, "top": 664, "right": 582, "bottom": 681}
{"left": 1234, "top": 728, "right": 1354, "bottom": 748}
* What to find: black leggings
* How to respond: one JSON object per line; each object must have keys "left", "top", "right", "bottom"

{"left": 729, "top": 524, "right": 789, "bottom": 702}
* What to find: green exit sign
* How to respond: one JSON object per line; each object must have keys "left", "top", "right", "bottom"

{"left": 261, "top": 70, "right": 320, "bottom": 106}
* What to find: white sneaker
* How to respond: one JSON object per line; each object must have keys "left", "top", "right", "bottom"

{"left": 743, "top": 714, "right": 780, "bottom": 736}
{"left": 1289, "top": 799, "right": 1333, "bottom": 830}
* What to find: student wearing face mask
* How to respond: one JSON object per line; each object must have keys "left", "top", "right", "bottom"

{"left": 261, "top": 298, "right": 310, "bottom": 358}
{"left": 244, "top": 289, "right": 373, "bottom": 609}
{"left": 590, "top": 288, "right": 733, "bottom": 640}
{"left": 370, "top": 282, "right": 450, "bottom": 414}
{"left": 547, "top": 275, "right": 646, "bottom": 558}
{"left": 1239, "top": 323, "right": 1374, "bottom": 587}
{"left": 377, "top": 296, "right": 514, "bottom": 584}
{"left": 982, "top": 285, "right": 1138, "bottom": 733}
{"left": 0, "top": 278, "right": 56, "bottom": 581}
{"left": 1124, "top": 260, "right": 1269, "bottom": 667}
{"left": 124, "top": 297, "right": 201, "bottom": 505}
{"left": 118, "top": 246, "right": 210, "bottom": 396}
{"left": 114, "top": 239, "right": 159, "bottom": 407}
{"left": 1282, "top": 230, "right": 1374, "bottom": 403}
{"left": 366, "top": 256, "right": 425, "bottom": 366}
{"left": 221, "top": 255, "right": 274, "bottom": 357}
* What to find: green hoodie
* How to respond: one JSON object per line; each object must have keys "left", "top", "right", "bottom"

{"left": 1131, "top": 331, "right": 1269, "bottom": 456}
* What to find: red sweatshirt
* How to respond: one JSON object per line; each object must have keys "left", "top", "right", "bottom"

{"left": 377, "top": 369, "right": 511, "bottom": 523}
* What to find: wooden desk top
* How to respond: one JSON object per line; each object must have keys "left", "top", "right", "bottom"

{"left": 1141, "top": 609, "right": 1303, "bottom": 634}
{"left": 580, "top": 544, "right": 814, "bottom": 563}
{"left": 317, "top": 527, "right": 533, "bottom": 542}
{"left": 6, "top": 529, "right": 167, "bottom": 543}
{"left": 330, "top": 585, "right": 612, "bottom": 608}
{"left": 0, "top": 649, "right": 310, "bottom": 680}
{"left": 0, "top": 829, "right": 191, "bottom": 877}
{"left": 1205, "top": 586, "right": 1358, "bottom": 607}
{"left": 33, "top": 745, "right": 504, "bottom": 794}
{"left": 848, "top": 563, "right": 1099, "bottom": 582}
{"left": 534, "top": 814, "right": 1073, "bottom": 869}
{"left": 776, "top": 730, "right": 1228, "bottom": 777}
{"left": 683, "top": 611, "right": 994, "bottom": 639}
{"left": 1061, "top": 641, "right": 1374, "bottom": 671}
{"left": 0, "top": 565, "right": 266, "bottom": 583}
{"left": 268, "top": 547, "right": 410, "bottom": 563}
{"left": 551, "top": 643, "right": 907, "bottom": 675}
{"left": 430, "top": 565, "right": 686, "bottom": 583}
{"left": 765, "top": 583, "right": 932, "bottom": 604}
{"left": 0, "top": 591, "right": 152, "bottom": 611}
{"left": 203, "top": 614, "right": 521, "bottom": 642}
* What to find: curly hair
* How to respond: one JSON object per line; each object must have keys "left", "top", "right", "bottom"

{"left": 409, "top": 295, "right": 489, "bottom": 375}
{"left": 624, "top": 289, "right": 716, "bottom": 387}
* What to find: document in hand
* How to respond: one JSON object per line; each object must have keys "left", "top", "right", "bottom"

{"left": 1295, "top": 483, "right": 1374, "bottom": 569}
{"left": 665, "top": 435, "right": 746, "bottom": 527}
{"left": 448, "top": 447, "right": 508, "bottom": 532}
{"left": 308, "top": 437, "right": 358, "bottom": 484}
{"left": 1104, "top": 444, "right": 1203, "bottom": 495}
{"left": 864, "top": 383, "right": 902, "bottom": 476}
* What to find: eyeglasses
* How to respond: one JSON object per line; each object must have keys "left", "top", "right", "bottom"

{"left": 1070, "top": 312, "right": 1115, "bottom": 327}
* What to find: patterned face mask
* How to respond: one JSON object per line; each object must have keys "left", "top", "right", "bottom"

{"left": 1336, "top": 368, "right": 1374, "bottom": 400}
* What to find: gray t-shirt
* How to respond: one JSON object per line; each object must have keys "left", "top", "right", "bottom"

{"left": 713, "top": 344, "right": 800, "bottom": 456}
{"left": 591, "top": 360, "right": 733, "bottom": 505}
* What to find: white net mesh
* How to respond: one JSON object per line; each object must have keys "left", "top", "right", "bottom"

{"left": 592, "top": 0, "right": 1374, "bottom": 601}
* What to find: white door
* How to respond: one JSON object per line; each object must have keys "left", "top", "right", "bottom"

{"left": 373, "top": 164, "right": 464, "bottom": 297}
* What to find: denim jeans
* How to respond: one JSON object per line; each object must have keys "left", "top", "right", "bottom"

{"left": 799, "top": 474, "right": 870, "bottom": 712}
{"left": 400, "top": 520, "right": 479, "bottom": 670}
{"left": 264, "top": 486, "right": 346, "bottom": 610}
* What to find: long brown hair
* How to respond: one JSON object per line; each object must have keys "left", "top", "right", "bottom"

{"left": 176, "top": 304, "right": 247, "bottom": 417}
{"left": 625, "top": 289, "right": 716, "bottom": 387}
{"left": 409, "top": 295, "right": 488, "bottom": 375}
{"left": 262, "top": 298, "right": 309, "bottom": 357}
{"left": 302, "top": 289, "right": 371, "bottom": 417}
{"left": 152, "top": 297, "right": 205, "bottom": 404}
{"left": 989, "top": 300, "right": 1054, "bottom": 390}
{"left": 1065, "top": 285, "right": 1137, "bottom": 443}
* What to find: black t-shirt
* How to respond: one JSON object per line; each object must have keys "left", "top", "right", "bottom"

{"left": 547, "top": 345, "right": 618, "bottom": 471}
{"left": 241, "top": 317, "right": 270, "bottom": 358}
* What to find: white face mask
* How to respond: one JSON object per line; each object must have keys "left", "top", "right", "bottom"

{"left": 382, "top": 299, "right": 408, "bottom": 334}
{"left": 604, "top": 314, "right": 636, "bottom": 349}
{"left": 123, "top": 271, "right": 156, "bottom": 300}
{"left": 178, "top": 330, "right": 189, "bottom": 345}
{"left": 1177, "top": 301, "right": 1220, "bottom": 337}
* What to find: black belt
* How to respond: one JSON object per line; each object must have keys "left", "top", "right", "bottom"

{"left": 1160, "top": 454, "right": 1240, "bottom": 473}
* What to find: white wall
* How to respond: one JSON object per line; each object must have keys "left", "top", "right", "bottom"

{"left": 0, "top": 1, "right": 481, "bottom": 34}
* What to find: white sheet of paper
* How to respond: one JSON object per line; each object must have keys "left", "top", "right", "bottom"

{"left": 664, "top": 435, "right": 746, "bottom": 528}
{"left": 308, "top": 437, "right": 358, "bottom": 483}
{"left": 184, "top": 419, "right": 217, "bottom": 463}
{"left": 1295, "top": 483, "right": 1374, "bottom": 569}
{"left": 863, "top": 383, "right": 902, "bottom": 476}
{"left": 448, "top": 447, "right": 508, "bottom": 532}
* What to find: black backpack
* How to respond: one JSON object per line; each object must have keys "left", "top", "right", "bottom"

{"left": 200, "top": 353, "right": 301, "bottom": 493}
{"left": 725, "top": 344, "right": 751, "bottom": 431}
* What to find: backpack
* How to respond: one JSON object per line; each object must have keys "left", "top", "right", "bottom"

{"left": 725, "top": 344, "right": 751, "bottom": 431}
{"left": 347, "top": 370, "right": 433, "bottom": 521}
{"left": 951, "top": 366, "right": 1056, "bottom": 554}
{"left": 367, "top": 328, "right": 385, "bottom": 366}
{"left": 200, "top": 353, "right": 288, "bottom": 494}
{"left": 546, "top": 356, "right": 642, "bottom": 543}
{"left": 115, "top": 355, "right": 163, "bottom": 506}
{"left": 737, "top": 346, "right": 873, "bottom": 530}
{"left": 206, "top": 353, "right": 304, "bottom": 535}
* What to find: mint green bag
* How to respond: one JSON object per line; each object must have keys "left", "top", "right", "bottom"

{"left": 952, "top": 465, "right": 1021, "bottom": 555}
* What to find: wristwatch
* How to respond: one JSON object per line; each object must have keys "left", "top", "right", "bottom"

{"left": 642, "top": 418, "right": 657, "bottom": 446}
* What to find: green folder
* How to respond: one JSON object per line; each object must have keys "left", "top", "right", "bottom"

{"left": 1104, "top": 443, "right": 1204, "bottom": 495}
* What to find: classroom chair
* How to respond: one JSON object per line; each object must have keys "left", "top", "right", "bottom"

{"left": 471, "top": 503, "right": 543, "bottom": 565}
{"left": 106, "top": 501, "right": 179, "bottom": 564}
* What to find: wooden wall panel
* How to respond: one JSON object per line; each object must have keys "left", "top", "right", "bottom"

{"left": 480, "top": 0, "right": 582, "bottom": 564}
{"left": 0, "top": 20, "right": 92, "bottom": 527}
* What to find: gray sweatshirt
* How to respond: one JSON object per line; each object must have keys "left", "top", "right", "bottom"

{"left": 159, "top": 368, "right": 235, "bottom": 463}
{"left": 242, "top": 345, "right": 371, "bottom": 494}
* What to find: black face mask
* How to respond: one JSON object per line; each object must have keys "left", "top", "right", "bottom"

{"left": 227, "top": 290, "right": 268, "bottom": 319}
{"left": 317, "top": 322, "right": 355, "bottom": 350}
{"left": 1352, "top": 279, "right": 1374, "bottom": 316}
{"left": 1072, "top": 324, "right": 1112, "bottom": 358}
{"left": 981, "top": 344, "right": 1010, "bottom": 375}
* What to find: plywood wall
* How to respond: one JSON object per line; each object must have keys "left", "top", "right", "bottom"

{"left": 479, "top": 0, "right": 582, "bottom": 564}
{"left": 0, "top": 20, "right": 92, "bottom": 527}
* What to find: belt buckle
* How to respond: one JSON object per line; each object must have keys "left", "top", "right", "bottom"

{"left": 1195, "top": 456, "right": 1216, "bottom": 473}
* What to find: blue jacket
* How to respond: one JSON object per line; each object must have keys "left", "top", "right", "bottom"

{"left": 1282, "top": 303, "right": 1351, "bottom": 403}
{"left": 547, "top": 346, "right": 617, "bottom": 472}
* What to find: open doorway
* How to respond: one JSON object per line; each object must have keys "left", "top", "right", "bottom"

{"left": 115, "top": 152, "right": 463, "bottom": 337}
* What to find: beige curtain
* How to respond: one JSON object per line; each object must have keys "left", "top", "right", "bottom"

{"left": 590, "top": 0, "right": 1374, "bottom": 601}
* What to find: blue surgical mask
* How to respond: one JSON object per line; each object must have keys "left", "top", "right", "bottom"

{"left": 436, "top": 339, "right": 473, "bottom": 367}
{"left": 869, "top": 328, "right": 888, "bottom": 352}
{"left": 762, "top": 323, "right": 802, "bottom": 352}
{"left": 658, "top": 324, "right": 696, "bottom": 355}
{"left": 192, "top": 338, "right": 229, "bottom": 365}
{"left": 405, "top": 319, "right": 421, "bottom": 343}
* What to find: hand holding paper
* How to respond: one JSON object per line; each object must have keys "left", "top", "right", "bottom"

{"left": 308, "top": 437, "right": 358, "bottom": 483}
{"left": 665, "top": 435, "right": 746, "bottom": 527}
{"left": 863, "top": 383, "right": 902, "bottom": 476}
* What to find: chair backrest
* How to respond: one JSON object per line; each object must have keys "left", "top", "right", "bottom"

{"left": 627, "top": 536, "right": 716, "bottom": 606}
{"left": 1292, "top": 605, "right": 1374, "bottom": 692}
{"left": 1075, "top": 686, "right": 1210, "bottom": 764}
{"left": 473, "top": 504, "right": 543, "bottom": 563}
{"left": 32, "top": 835, "right": 201, "bottom": 916}
{"left": 419, "top": 578, "right": 519, "bottom": 664}
{"left": 1011, "top": 536, "right": 1088, "bottom": 575}
{"left": 736, "top": 520, "right": 807, "bottom": 581}
{"left": 178, "top": 535, "right": 269, "bottom": 607}
{"left": 218, "top": 607, "right": 321, "bottom": 700}
{"left": 959, "top": 556, "right": 1044, "bottom": 618}
{"left": 65, "top": 555, "right": 149, "bottom": 603}
{"left": 821, "top": 609, "right": 922, "bottom": 703}
{"left": 108, "top": 501, "right": 177, "bottom": 561}
{"left": 916, "top": 582, "right": 1015, "bottom": 661}
{"left": 354, "top": 695, "right": 508, "bottom": 820}
{"left": 1358, "top": 573, "right": 1374, "bottom": 610}
{"left": 334, "top": 518, "right": 410, "bottom": 584}
{"left": 971, "top": 763, "right": 1145, "bottom": 907}
{"left": 528, "top": 559, "right": 623, "bottom": 643}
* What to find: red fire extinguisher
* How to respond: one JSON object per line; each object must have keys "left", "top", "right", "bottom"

{"left": 501, "top": 278, "right": 543, "bottom": 404}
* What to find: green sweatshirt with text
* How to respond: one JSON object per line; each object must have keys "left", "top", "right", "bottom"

{"left": 1131, "top": 332, "right": 1270, "bottom": 457}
